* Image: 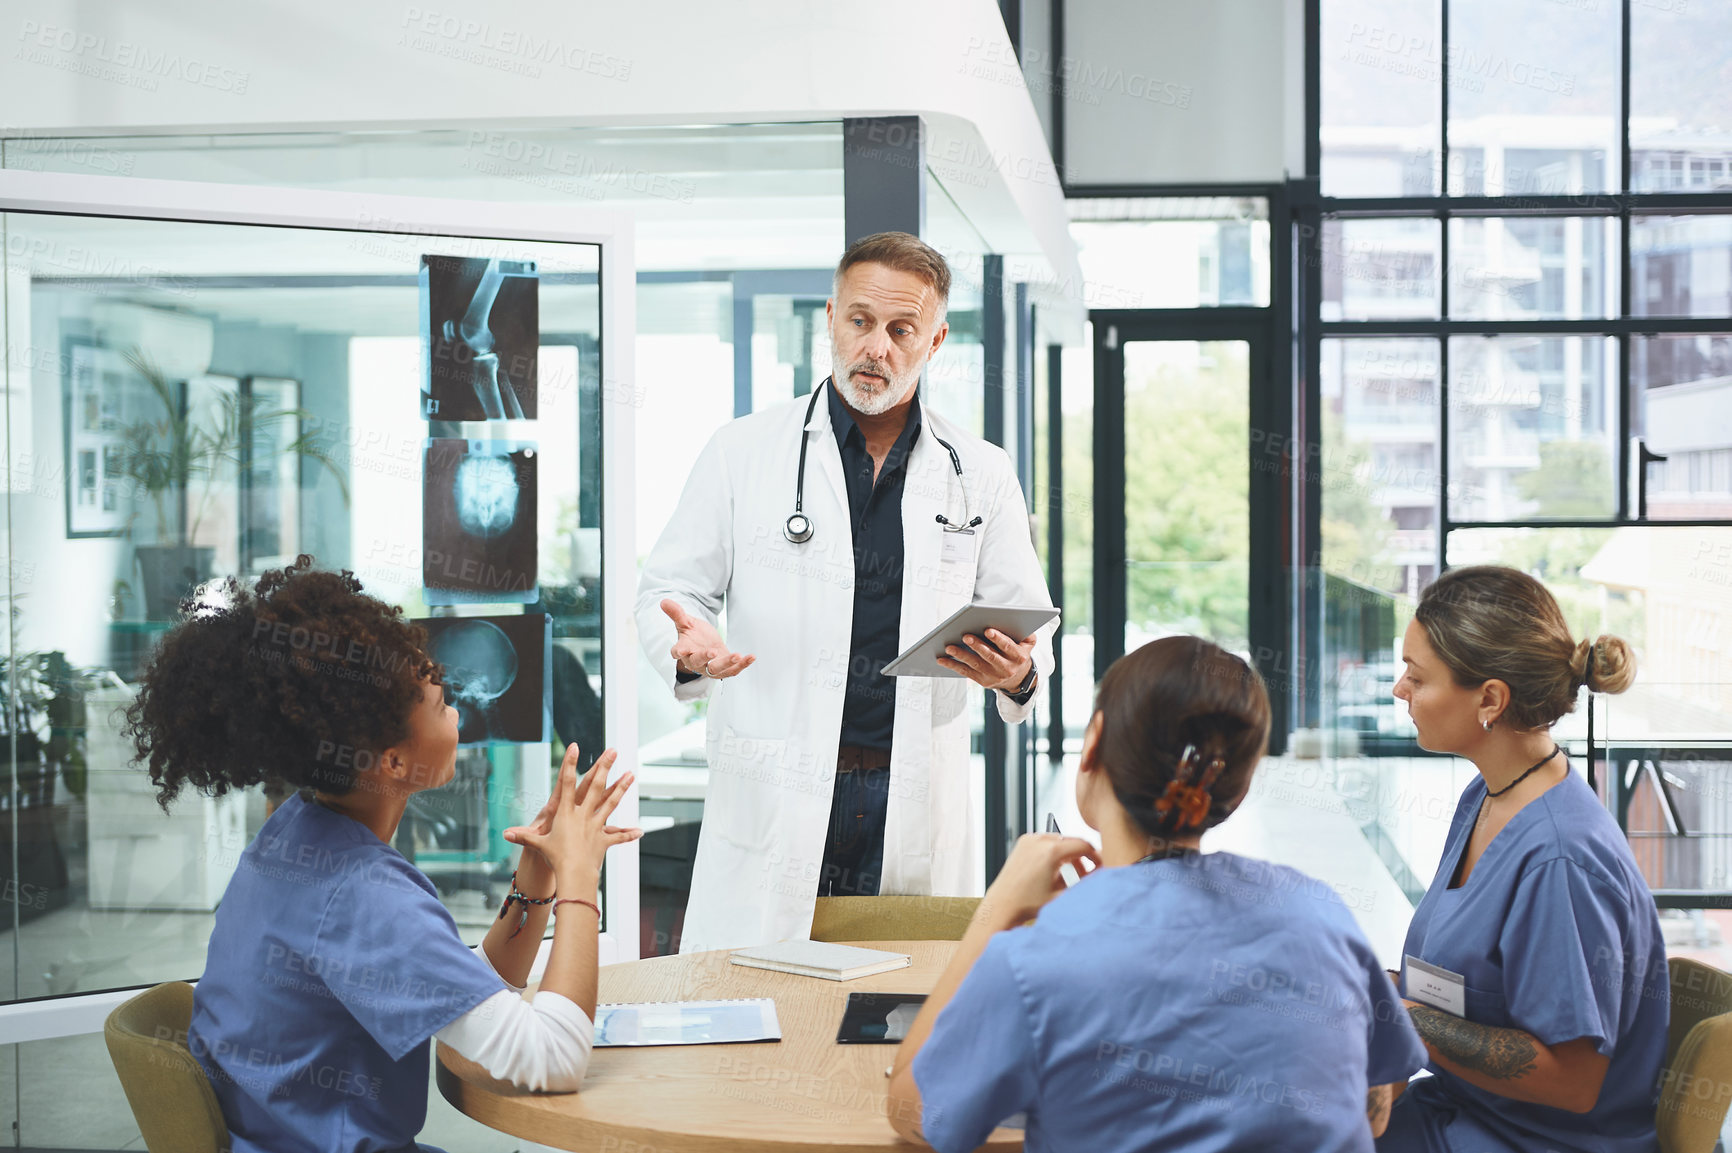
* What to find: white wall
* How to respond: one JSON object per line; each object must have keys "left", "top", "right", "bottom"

{"left": 1061, "top": 0, "right": 1307, "bottom": 186}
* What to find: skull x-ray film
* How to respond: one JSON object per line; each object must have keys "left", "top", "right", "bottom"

{"left": 421, "top": 254, "right": 539, "bottom": 420}
{"left": 423, "top": 439, "right": 538, "bottom": 604}
{"left": 420, "top": 613, "right": 551, "bottom": 746}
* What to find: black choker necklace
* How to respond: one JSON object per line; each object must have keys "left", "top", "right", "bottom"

{"left": 1136, "top": 844, "right": 1198, "bottom": 864}
{"left": 1485, "top": 744, "right": 1562, "bottom": 798}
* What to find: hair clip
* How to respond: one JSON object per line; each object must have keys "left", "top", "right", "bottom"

{"left": 1155, "top": 744, "right": 1226, "bottom": 831}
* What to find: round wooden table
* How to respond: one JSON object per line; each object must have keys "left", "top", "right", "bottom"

{"left": 436, "top": 939, "right": 1024, "bottom": 1152}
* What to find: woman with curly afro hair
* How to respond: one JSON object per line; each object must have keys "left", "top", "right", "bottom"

{"left": 127, "top": 557, "right": 640, "bottom": 1153}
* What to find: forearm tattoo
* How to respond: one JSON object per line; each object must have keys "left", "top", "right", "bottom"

{"left": 1406, "top": 1004, "right": 1540, "bottom": 1081}
{"left": 1365, "top": 1085, "right": 1392, "bottom": 1132}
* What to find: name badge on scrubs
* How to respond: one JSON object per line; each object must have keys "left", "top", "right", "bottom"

{"left": 1404, "top": 955, "right": 1466, "bottom": 1017}
{"left": 940, "top": 528, "right": 977, "bottom": 567}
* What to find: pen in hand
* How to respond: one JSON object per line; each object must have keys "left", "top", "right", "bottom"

{"left": 1045, "top": 813, "right": 1079, "bottom": 886}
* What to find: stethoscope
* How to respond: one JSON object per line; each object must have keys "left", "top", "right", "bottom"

{"left": 785, "top": 378, "right": 981, "bottom": 545}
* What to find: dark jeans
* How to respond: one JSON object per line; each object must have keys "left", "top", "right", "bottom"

{"left": 817, "top": 766, "right": 890, "bottom": 897}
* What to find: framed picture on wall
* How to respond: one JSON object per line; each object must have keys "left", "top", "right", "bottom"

{"left": 62, "top": 341, "right": 139, "bottom": 538}
{"left": 241, "top": 376, "right": 302, "bottom": 574}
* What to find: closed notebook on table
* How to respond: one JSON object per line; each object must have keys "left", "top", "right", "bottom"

{"left": 728, "top": 940, "right": 912, "bottom": 981}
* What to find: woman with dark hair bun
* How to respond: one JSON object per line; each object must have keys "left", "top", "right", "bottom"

{"left": 886, "top": 635, "right": 1427, "bottom": 1152}
{"left": 1379, "top": 565, "right": 1667, "bottom": 1153}
{"left": 126, "top": 557, "right": 640, "bottom": 1152}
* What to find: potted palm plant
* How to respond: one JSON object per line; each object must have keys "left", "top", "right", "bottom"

{"left": 117, "top": 349, "right": 348, "bottom": 619}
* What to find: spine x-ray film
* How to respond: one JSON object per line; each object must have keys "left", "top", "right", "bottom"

{"left": 423, "top": 438, "right": 539, "bottom": 604}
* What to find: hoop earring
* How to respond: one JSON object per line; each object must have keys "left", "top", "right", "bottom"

{"left": 1482, "top": 719, "right": 1494, "bottom": 732}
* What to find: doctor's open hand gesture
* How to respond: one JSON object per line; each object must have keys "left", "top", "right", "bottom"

{"left": 661, "top": 598, "right": 756, "bottom": 680}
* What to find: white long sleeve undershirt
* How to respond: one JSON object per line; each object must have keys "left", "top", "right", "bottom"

{"left": 433, "top": 943, "right": 594, "bottom": 1093}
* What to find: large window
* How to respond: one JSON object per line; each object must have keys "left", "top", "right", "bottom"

{"left": 1312, "top": 0, "right": 1732, "bottom": 920}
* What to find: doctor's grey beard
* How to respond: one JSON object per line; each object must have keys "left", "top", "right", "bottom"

{"left": 834, "top": 357, "right": 921, "bottom": 415}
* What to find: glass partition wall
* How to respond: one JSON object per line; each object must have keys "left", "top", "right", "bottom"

{"left": 0, "top": 172, "right": 634, "bottom": 1147}
{"left": 3, "top": 125, "right": 851, "bottom": 964}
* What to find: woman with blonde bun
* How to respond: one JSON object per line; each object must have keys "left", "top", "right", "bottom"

{"left": 1379, "top": 566, "right": 1668, "bottom": 1153}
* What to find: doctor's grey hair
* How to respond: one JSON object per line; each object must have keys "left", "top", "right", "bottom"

{"left": 1092, "top": 636, "right": 1271, "bottom": 839}
{"left": 832, "top": 231, "right": 951, "bottom": 326}
{"left": 1415, "top": 565, "right": 1635, "bottom": 731}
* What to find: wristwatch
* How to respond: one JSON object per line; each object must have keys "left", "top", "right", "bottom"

{"left": 1006, "top": 666, "right": 1039, "bottom": 706}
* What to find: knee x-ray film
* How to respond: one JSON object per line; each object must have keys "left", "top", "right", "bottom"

{"left": 421, "top": 254, "right": 539, "bottom": 421}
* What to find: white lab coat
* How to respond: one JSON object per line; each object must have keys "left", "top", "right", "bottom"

{"left": 635, "top": 381, "right": 1056, "bottom": 954}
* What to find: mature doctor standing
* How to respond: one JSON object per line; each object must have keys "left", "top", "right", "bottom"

{"left": 636, "top": 232, "right": 1056, "bottom": 954}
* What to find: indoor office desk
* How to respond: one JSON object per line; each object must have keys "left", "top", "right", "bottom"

{"left": 436, "top": 939, "right": 1024, "bottom": 1152}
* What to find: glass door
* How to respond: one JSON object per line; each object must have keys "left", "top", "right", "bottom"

{"left": 1091, "top": 312, "right": 1278, "bottom": 705}
{"left": 1122, "top": 338, "right": 1252, "bottom": 653}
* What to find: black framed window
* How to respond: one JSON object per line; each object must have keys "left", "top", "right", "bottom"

{"left": 1306, "top": 0, "right": 1732, "bottom": 899}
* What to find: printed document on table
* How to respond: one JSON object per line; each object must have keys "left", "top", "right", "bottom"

{"left": 593, "top": 998, "right": 781, "bottom": 1047}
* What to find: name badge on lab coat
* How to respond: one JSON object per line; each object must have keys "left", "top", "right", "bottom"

{"left": 1404, "top": 955, "right": 1466, "bottom": 1017}
{"left": 940, "top": 529, "right": 977, "bottom": 567}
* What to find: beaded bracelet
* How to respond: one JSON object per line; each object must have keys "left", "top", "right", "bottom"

{"left": 497, "top": 870, "right": 556, "bottom": 940}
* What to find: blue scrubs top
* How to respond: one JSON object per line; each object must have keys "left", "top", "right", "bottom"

{"left": 1381, "top": 769, "right": 1669, "bottom": 1153}
{"left": 913, "top": 852, "right": 1428, "bottom": 1153}
{"left": 188, "top": 793, "right": 506, "bottom": 1153}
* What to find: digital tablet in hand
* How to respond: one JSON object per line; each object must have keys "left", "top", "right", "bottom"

{"left": 880, "top": 603, "right": 1060, "bottom": 678}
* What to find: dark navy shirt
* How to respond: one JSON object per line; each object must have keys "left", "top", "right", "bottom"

{"left": 828, "top": 380, "right": 921, "bottom": 751}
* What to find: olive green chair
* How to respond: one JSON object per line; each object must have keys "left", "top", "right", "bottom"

{"left": 811, "top": 895, "right": 981, "bottom": 943}
{"left": 104, "top": 981, "right": 230, "bottom": 1153}
{"left": 1658, "top": 957, "right": 1732, "bottom": 1153}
